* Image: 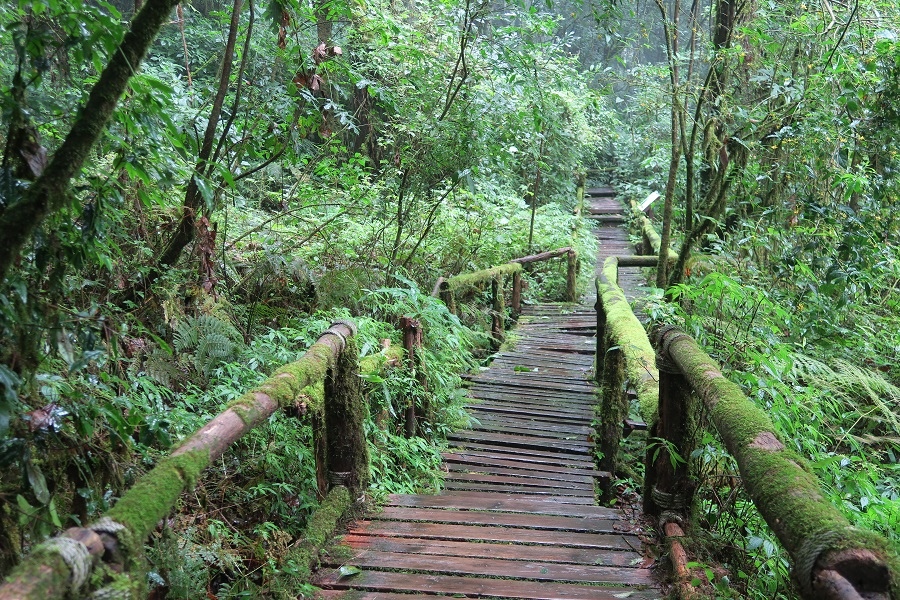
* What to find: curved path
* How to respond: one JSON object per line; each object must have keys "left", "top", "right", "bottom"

{"left": 313, "top": 188, "right": 661, "bottom": 599}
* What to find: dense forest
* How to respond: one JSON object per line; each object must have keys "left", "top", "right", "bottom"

{"left": 1, "top": 0, "right": 899, "bottom": 597}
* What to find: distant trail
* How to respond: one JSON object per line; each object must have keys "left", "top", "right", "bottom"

{"left": 313, "top": 187, "right": 662, "bottom": 599}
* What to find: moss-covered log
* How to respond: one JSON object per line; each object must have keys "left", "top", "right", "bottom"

{"left": 510, "top": 246, "right": 573, "bottom": 265}
{"left": 0, "top": 321, "right": 359, "bottom": 600}
{"left": 596, "top": 258, "right": 658, "bottom": 424}
{"left": 595, "top": 258, "right": 659, "bottom": 494}
{"left": 656, "top": 326, "right": 900, "bottom": 599}
{"left": 629, "top": 199, "right": 677, "bottom": 263}
{"left": 444, "top": 262, "right": 522, "bottom": 291}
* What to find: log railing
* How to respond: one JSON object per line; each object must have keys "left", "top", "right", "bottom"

{"left": 596, "top": 208, "right": 899, "bottom": 600}
{"left": 433, "top": 247, "right": 578, "bottom": 342}
{"left": 0, "top": 321, "right": 374, "bottom": 600}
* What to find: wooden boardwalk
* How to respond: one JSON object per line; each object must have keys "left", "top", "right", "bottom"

{"left": 313, "top": 189, "right": 661, "bottom": 599}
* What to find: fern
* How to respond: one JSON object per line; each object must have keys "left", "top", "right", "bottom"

{"left": 791, "top": 353, "right": 900, "bottom": 442}
{"left": 174, "top": 314, "right": 245, "bottom": 380}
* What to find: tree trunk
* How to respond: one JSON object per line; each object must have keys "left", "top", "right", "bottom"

{"left": 0, "top": 0, "right": 182, "bottom": 284}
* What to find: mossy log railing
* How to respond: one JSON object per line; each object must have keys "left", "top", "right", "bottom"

{"left": 433, "top": 247, "right": 578, "bottom": 341}
{"left": 648, "top": 325, "right": 900, "bottom": 600}
{"left": 628, "top": 198, "right": 678, "bottom": 264}
{"left": 594, "top": 257, "right": 659, "bottom": 497}
{"left": 0, "top": 320, "right": 373, "bottom": 600}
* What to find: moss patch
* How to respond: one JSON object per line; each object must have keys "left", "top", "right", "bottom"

{"left": 106, "top": 448, "right": 210, "bottom": 541}
{"left": 446, "top": 262, "right": 522, "bottom": 292}
{"left": 596, "top": 258, "right": 659, "bottom": 424}
{"left": 666, "top": 332, "right": 900, "bottom": 593}
{"left": 278, "top": 486, "right": 353, "bottom": 582}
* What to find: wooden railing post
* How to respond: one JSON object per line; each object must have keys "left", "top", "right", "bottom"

{"left": 439, "top": 280, "right": 456, "bottom": 315}
{"left": 641, "top": 231, "right": 652, "bottom": 255}
{"left": 596, "top": 288, "right": 623, "bottom": 499}
{"left": 491, "top": 275, "right": 503, "bottom": 345}
{"left": 511, "top": 270, "right": 522, "bottom": 317}
{"left": 575, "top": 172, "right": 586, "bottom": 216}
{"left": 644, "top": 325, "right": 695, "bottom": 517}
{"left": 400, "top": 316, "right": 424, "bottom": 437}
{"left": 324, "top": 321, "right": 369, "bottom": 494}
{"left": 566, "top": 249, "right": 577, "bottom": 302}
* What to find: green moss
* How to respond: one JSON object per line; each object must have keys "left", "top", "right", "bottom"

{"left": 0, "top": 550, "right": 70, "bottom": 599}
{"left": 106, "top": 449, "right": 210, "bottom": 541}
{"left": 359, "top": 345, "right": 403, "bottom": 376}
{"left": 596, "top": 258, "right": 659, "bottom": 424}
{"left": 667, "top": 332, "right": 900, "bottom": 593}
{"left": 277, "top": 486, "right": 352, "bottom": 583}
{"left": 446, "top": 262, "right": 522, "bottom": 292}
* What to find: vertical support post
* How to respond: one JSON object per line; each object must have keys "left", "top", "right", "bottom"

{"left": 641, "top": 231, "right": 652, "bottom": 255}
{"left": 439, "top": 280, "right": 456, "bottom": 315}
{"left": 597, "top": 336, "right": 625, "bottom": 500}
{"left": 575, "top": 172, "right": 586, "bottom": 216}
{"left": 400, "top": 316, "right": 424, "bottom": 438}
{"left": 491, "top": 275, "right": 503, "bottom": 345}
{"left": 324, "top": 324, "right": 369, "bottom": 493}
{"left": 511, "top": 270, "right": 522, "bottom": 318}
{"left": 644, "top": 326, "right": 695, "bottom": 517}
{"left": 566, "top": 250, "right": 577, "bottom": 302}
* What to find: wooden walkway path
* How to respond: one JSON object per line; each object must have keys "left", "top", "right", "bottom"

{"left": 313, "top": 189, "right": 661, "bottom": 599}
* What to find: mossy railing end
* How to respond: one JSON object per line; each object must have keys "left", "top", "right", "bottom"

{"left": 628, "top": 198, "right": 678, "bottom": 263}
{"left": 0, "top": 320, "right": 367, "bottom": 600}
{"left": 652, "top": 325, "right": 900, "bottom": 600}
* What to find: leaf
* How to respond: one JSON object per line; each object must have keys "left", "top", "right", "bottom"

{"left": 337, "top": 565, "right": 362, "bottom": 579}
{"left": 26, "top": 459, "right": 51, "bottom": 505}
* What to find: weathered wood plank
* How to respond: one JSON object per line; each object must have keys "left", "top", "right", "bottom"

{"left": 443, "top": 471, "right": 594, "bottom": 492}
{"left": 369, "top": 507, "right": 625, "bottom": 534}
{"left": 441, "top": 480, "right": 595, "bottom": 499}
{"left": 338, "top": 534, "right": 643, "bottom": 566}
{"left": 445, "top": 462, "right": 596, "bottom": 484}
{"left": 314, "top": 571, "right": 661, "bottom": 600}
{"left": 441, "top": 452, "right": 604, "bottom": 476}
{"left": 320, "top": 550, "right": 655, "bottom": 585}
{"left": 386, "top": 492, "right": 622, "bottom": 517}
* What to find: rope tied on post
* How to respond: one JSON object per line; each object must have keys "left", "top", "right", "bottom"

{"left": 39, "top": 537, "right": 93, "bottom": 590}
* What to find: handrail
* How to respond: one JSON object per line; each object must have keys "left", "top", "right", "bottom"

{"left": 649, "top": 326, "right": 898, "bottom": 600}
{"left": 596, "top": 249, "right": 898, "bottom": 599}
{"left": 627, "top": 198, "right": 678, "bottom": 263}
{"left": 432, "top": 247, "right": 578, "bottom": 343}
{"left": 594, "top": 256, "right": 658, "bottom": 494}
{"left": 0, "top": 320, "right": 368, "bottom": 600}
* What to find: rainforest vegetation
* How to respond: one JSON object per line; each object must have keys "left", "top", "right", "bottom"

{"left": 0, "top": 0, "right": 899, "bottom": 597}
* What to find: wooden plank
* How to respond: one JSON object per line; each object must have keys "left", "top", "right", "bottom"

{"left": 446, "top": 462, "right": 595, "bottom": 485}
{"left": 467, "top": 387, "right": 597, "bottom": 406}
{"left": 465, "top": 421, "right": 591, "bottom": 441}
{"left": 447, "top": 440, "right": 594, "bottom": 462}
{"left": 444, "top": 471, "right": 594, "bottom": 492}
{"left": 442, "top": 481, "right": 595, "bottom": 500}
{"left": 465, "top": 376, "right": 596, "bottom": 394}
{"left": 448, "top": 430, "right": 592, "bottom": 453}
{"left": 387, "top": 492, "right": 622, "bottom": 517}
{"left": 347, "top": 521, "right": 634, "bottom": 549}
{"left": 321, "top": 550, "right": 655, "bottom": 586}
{"left": 314, "top": 571, "right": 661, "bottom": 600}
{"left": 468, "top": 403, "right": 592, "bottom": 423}
{"left": 469, "top": 413, "right": 593, "bottom": 434}
{"left": 370, "top": 507, "right": 624, "bottom": 534}
{"left": 338, "top": 535, "right": 643, "bottom": 566}
{"left": 441, "top": 452, "right": 604, "bottom": 476}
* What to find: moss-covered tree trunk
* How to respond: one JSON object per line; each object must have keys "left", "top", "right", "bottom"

{"left": 0, "top": 0, "right": 183, "bottom": 284}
